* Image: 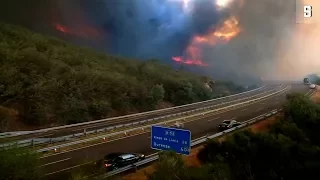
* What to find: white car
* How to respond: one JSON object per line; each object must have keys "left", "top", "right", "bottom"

{"left": 171, "top": 121, "right": 184, "bottom": 129}
{"left": 310, "top": 84, "right": 316, "bottom": 89}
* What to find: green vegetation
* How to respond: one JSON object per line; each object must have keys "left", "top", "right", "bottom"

{"left": 0, "top": 146, "right": 40, "bottom": 180}
{"left": 0, "top": 22, "right": 245, "bottom": 128}
{"left": 149, "top": 93, "right": 320, "bottom": 180}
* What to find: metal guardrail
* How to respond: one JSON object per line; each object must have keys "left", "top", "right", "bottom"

{"left": 0, "top": 86, "right": 282, "bottom": 149}
{"left": 97, "top": 87, "right": 316, "bottom": 179}
{"left": 33, "top": 85, "right": 289, "bottom": 153}
{"left": 0, "top": 85, "right": 267, "bottom": 138}
{"left": 98, "top": 109, "right": 280, "bottom": 179}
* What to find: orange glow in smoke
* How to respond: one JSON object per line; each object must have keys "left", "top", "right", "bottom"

{"left": 53, "top": 23, "right": 100, "bottom": 38}
{"left": 172, "top": 16, "right": 241, "bottom": 66}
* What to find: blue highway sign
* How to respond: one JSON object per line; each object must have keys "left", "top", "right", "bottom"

{"left": 151, "top": 125, "right": 191, "bottom": 155}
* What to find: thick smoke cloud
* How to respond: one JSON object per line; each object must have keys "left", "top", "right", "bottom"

{"left": 0, "top": 0, "right": 223, "bottom": 60}
{"left": 0, "top": 0, "right": 318, "bottom": 84}
{"left": 204, "top": 0, "right": 320, "bottom": 82}
{"left": 201, "top": 0, "right": 298, "bottom": 82}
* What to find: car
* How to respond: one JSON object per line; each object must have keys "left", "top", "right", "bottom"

{"left": 218, "top": 120, "right": 242, "bottom": 131}
{"left": 310, "top": 84, "right": 316, "bottom": 89}
{"left": 96, "top": 152, "right": 145, "bottom": 171}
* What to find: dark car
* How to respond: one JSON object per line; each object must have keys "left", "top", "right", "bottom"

{"left": 96, "top": 152, "right": 145, "bottom": 171}
{"left": 218, "top": 120, "right": 242, "bottom": 131}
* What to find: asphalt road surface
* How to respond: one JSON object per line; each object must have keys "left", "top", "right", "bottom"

{"left": 40, "top": 83, "right": 309, "bottom": 179}
{"left": 22, "top": 85, "right": 279, "bottom": 140}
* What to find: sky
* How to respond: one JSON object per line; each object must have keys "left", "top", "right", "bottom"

{"left": 0, "top": 0, "right": 319, "bottom": 84}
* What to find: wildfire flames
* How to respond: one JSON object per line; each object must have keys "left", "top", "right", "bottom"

{"left": 53, "top": 23, "right": 100, "bottom": 39}
{"left": 172, "top": 16, "right": 241, "bottom": 66}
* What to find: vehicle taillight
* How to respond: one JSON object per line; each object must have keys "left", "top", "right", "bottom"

{"left": 105, "top": 164, "right": 112, "bottom": 167}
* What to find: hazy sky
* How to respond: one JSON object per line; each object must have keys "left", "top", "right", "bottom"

{"left": 0, "top": 0, "right": 319, "bottom": 83}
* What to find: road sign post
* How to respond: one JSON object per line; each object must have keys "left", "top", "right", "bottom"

{"left": 151, "top": 125, "right": 191, "bottom": 155}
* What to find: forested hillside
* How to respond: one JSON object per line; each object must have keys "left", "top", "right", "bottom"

{"left": 0, "top": 22, "right": 246, "bottom": 131}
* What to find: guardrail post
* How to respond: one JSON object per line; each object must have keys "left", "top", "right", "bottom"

{"left": 31, "top": 139, "right": 34, "bottom": 147}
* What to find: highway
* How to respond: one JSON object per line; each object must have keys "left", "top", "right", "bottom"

{"left": 40, "top": 83, "right": 309, "bottom": 179}
{"left": 11, "top": 85, "right": 277, "bottom": 140}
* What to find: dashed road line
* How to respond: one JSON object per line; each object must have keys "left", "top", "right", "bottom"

{"left": 38, "top": 158, "right": 71, "bottom": 167}
{"left": 208, "top": 117, "right": 221, "bottom": 122}
{"left": 255, "top": 108, "right": 263, "bottom": 112}
{"left": 43, "top": 161, "right": 92, "bottom": 176}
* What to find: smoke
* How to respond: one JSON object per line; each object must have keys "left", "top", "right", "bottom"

{"left": 0, "top": 0, "right": 319, "bottom": 83}
{"left": 203, "top": 0, "right": 320, "bottom": 82}
{"left": 275, "top": 0, "right": 320, "bottom": 80}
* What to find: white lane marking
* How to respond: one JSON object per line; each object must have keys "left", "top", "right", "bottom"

{"left": 38, "top": 158, "right": 71, "bottom": 167}
{"left": 43, "top": 161, "right": 92, "bottom": 176}
{"left": 240, "top": 108, "right": 248, "bottom": 112}
{"left": 40, "top": 134, "right": 54, "bottom": 137}
{"left": 255, "top": 108, "right": 263, "bottom": 112}
{"left": 208, "top": 117, "right": 220, "bottom": 122}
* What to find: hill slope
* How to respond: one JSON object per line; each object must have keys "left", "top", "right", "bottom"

{"left": 0, "top": 22, "right": 246, "bottom": 131}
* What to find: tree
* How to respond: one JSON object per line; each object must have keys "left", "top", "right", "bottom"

{"left": 283, "top": 93, "right": 320, "bottom": 145}
{"left": 150, "top": 84, "right": 165, "bottom": 106}
{"left": 148, "top": 151, "right": 189, "bottom": 180}
{"left": 0, "top": 106, "right": 12, "bottom": 132}
{"left": 148, "top": 151, "right": 231, "bottom": 180}
{"left": 0, "top": 146, "right": 40, "bottom": 180}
